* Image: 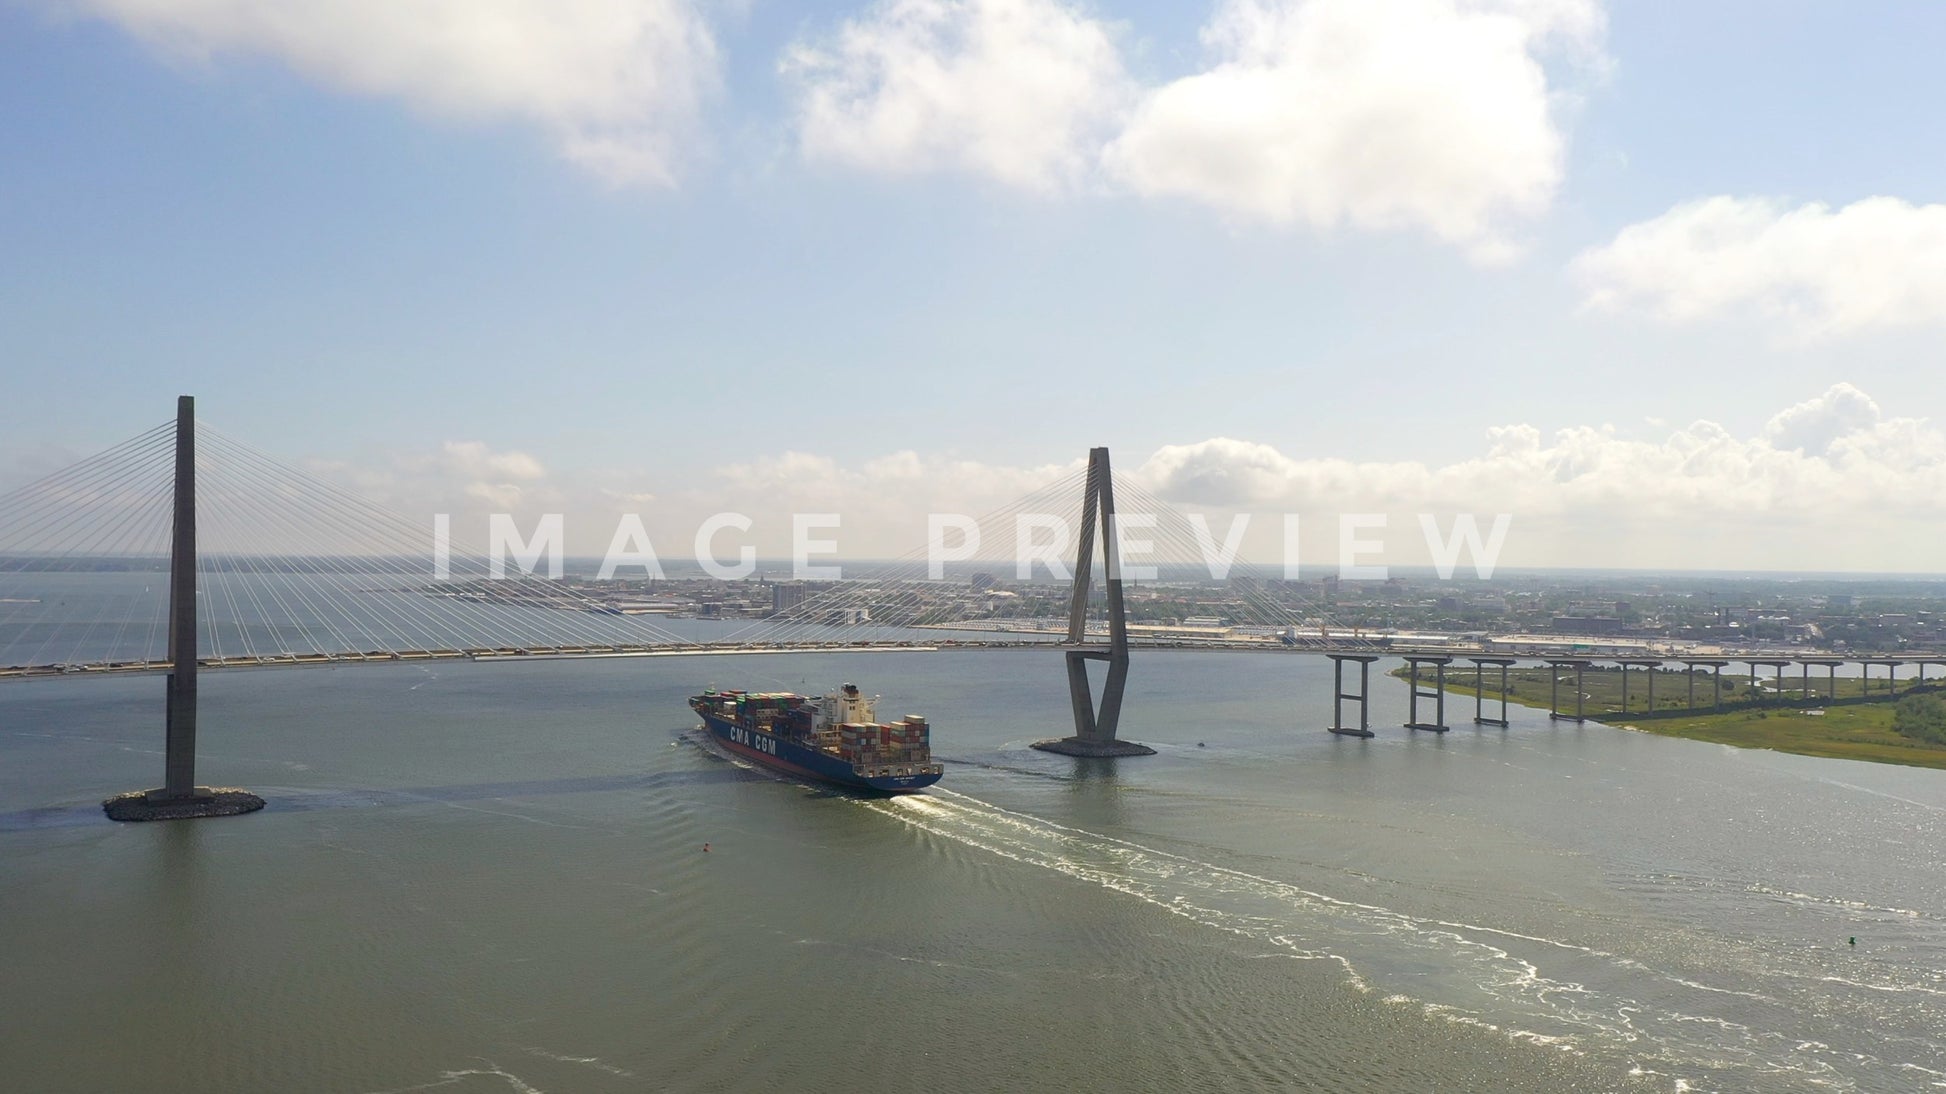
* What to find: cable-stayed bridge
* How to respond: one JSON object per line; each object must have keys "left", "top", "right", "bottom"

{"left": 1, "top": 399, "right": 1368, "bottom": 813}
{"left": 6, "top": 399, "right": 1940, "bottom": 818}
{"left": 0, "top": 411, "right": 1358, "bottom": 678}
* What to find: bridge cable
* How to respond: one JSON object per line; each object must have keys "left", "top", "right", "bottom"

{"left": 721, "top": 464, "right": 1090, "bottom": 648}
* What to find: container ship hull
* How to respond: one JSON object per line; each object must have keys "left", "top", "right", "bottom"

{"left": 690, "top": 684, "right": 943, "bottom": 795}
{"left": 698, "top": 711, "right": 939, "bottom": 793}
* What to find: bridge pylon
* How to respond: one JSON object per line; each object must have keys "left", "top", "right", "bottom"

{"left": 1032, "top": 447, "right": 1155, "bottom": 758}
{"left": 103, "top": 396, "right": 264, "bottom": 821}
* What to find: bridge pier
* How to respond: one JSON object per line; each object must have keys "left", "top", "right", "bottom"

{"left": 1034, "top": 447, "right": 1154, "bottom": 758}
{"left": 1743, "top": 661, "right": 1782, "bottom": 700}
{"left": 1616, "top": 659, "right": 1661, "bottom": 715}
{"left": 1918, "top": 659, "right": 1943, "bottom": 689}
{"left": 1547, "top": 659, "right": 1589, "bottom": 723}
{"left": 1470, "top": 657, "right": 1514, "bottom": 727}
{"left": 1402, "top": 655, "right": 1450, "bottom": 732}
{"left": 104, "top": 396, "right": 263, "bottom": 822}
{"left": 1682, "top": 660, "right": 1729, "bottom": 712}
{"left": 1800, "top": 659, "right": 1848, "bottom": 705}
{"left": 1859, "top": 659, "right": 1899, "bottom": 700}
{"left": 1750, "top": 659, "right": 1790, "bottom": 707}
{"left": 1327, "top": 654, "right": 1379, "bottom": 737}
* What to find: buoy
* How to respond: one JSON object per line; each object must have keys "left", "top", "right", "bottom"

{"left": 1848, "top": 936, "right": 1856, "bottom": 947}
{"left": 1197, "top": 742, "right": 1206, "bottom": 748}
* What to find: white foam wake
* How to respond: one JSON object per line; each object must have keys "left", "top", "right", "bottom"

{"left": 866, "top": 788, "right": 1941, "bottom": 1092}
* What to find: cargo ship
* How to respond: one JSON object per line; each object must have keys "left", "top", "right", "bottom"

{"left": 689, "top": 683, "right": 943, "bottom": 794}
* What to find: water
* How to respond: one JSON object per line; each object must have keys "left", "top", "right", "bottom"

{"left": 2, "top": 649, "right": 1942, "bottom": 1093}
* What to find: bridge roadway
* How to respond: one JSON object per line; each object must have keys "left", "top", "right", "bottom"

{"left": 3, "top": 637, "right": 1939, "bottom": 680}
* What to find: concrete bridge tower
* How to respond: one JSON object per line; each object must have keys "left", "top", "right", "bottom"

{"left": 102, "top": 396, "right": 264, "bottom": 821}
{"left": 1032, "top": 447, "right": 1155, "bottom": 758}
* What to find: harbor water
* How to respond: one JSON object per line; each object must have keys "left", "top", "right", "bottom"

{"left": 2, "top": 649, "right": 1942, "bottom": 1092}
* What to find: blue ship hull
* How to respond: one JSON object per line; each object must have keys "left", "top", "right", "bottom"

{"left": 699, "top": 711, "right": 940, "bottom": 794}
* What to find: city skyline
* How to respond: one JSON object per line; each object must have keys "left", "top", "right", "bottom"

{"left": 4, "top": 2, "right": 1945, "bottom": 570}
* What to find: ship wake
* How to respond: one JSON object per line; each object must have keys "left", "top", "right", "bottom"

{"left": 863, "top": 787, "right": 1943, "bottom": 1094}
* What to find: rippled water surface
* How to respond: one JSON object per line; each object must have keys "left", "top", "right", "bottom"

{"left": 2, "top": 650, "right": 1942, "bottom": 1093}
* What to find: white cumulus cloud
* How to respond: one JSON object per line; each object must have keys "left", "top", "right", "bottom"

{"left": 655, "top": 385, "right": 1946, "bottom": 568}
{"left": 1572, "top": 195, "right": 1946, "bottom": 337}
{"left": 782, "top": 0, "right": 1602, "bottom": 257}
{"left": 1102, "top": 0, "right": 1604, "bottom": 260}
{"left": 55, "top": 0, "right": 720, "bottom": 186}
{"left": 1763, "top": 383, "right": 1883, "bottom": 456}
{"left": 782, "top": 0, "right": 1133, "bottom": 191}
{"left": 1134, "top": 387, "right": 1945, "bottom": 521}
{"left": 284, "top": 384, "right": 1946, "bottom": 568}
{"left": 441, "top": 440, "right": 546, "bottom": 482}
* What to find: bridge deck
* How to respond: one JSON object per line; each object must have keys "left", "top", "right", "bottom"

{"left": 5, "top": 639, "right": 1938, "bottom": 680}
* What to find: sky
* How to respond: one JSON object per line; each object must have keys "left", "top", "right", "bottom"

{"left": 3, "top": 0, "right": 1945, "bottom": 571}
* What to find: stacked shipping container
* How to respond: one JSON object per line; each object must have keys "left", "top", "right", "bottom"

{"left": 836, "top": 714, "right": 931, "bottom": 764}
{"left": 703, "top": 689, "right": 934, "bottom": 766}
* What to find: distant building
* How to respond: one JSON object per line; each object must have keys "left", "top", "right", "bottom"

{"left": 771, "top": 582, "right": 808, "bottom": 615}
{"left": 970, "top": 572, "right": 997, "bottom": 591}
{"left": 1552, "top": 616, "right": 1624, "bottom": 636}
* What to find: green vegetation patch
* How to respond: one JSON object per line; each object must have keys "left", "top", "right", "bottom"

{"left": 1627, "top": 704, "right": 1946, "bottom": 769}
{"left": 1892, "top": 693, "right": 1946, "bottom": 746}
{"left": 1392, "top": 664, "right": 1946, "bottom": 771}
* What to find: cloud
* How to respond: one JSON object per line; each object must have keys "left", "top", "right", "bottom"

{"left": 655, "top": 384, "right": 1946, "bottom": 568}
{"left": 1103, "top": 0, "right": 1603, "bottom": 261}
{"left": 1133, "top": 384, "right": 1946, "bottom": 530}
{"left": 429, "top": 440, "right": 542, "bottom": 507}
{"left": 57, "top": 0, "right": 720, "bottom": 186}
{"left": 1763, "top": 383, "right": 1882, "bottom": 456}
{"left": 667, "top": 387, "right": 1946, "bottom": 569}
{"left": 60, "top": 0, "right": 1605, "bottom": 248}
{"left": 781, "top": 0, "right": 1603, "bottom": 257}
{"left": 782, "top": 0, "right": 1133, "bottom": 191}
{"left": 270, "top": 384, "right": 1946, "bottom": 569}
{"left": 441, "top": 440, "right": 545, "bottom": 482}
{"left": 1572, "top": 196, "right": 1946, "bottom": 337}
{"left": 1106, "top": 390, "right": 1946, "bottom": 570}
{"left": 296, "top": 439, "right": 556, "bottom": 535}
{"left": 707, "top": 448, "right": 1081, "bottom": 538}
{"left": 464, "top": 480, "right": 528, "bottom": 509}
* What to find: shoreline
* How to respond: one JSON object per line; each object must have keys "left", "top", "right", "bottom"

{"left": 1398, "top": 669, "right": 1946, "bottom": 771}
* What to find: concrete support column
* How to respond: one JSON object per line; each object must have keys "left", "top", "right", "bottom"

{"left": 1328, "top": 655, "right": 1379, "bottom": 738}
{"left": 1405, "top": 656, "right": 1451, "bottom": 732}
{"left": 1470, "top": 658, "right": 1512, "bottom": 727}
{"left": 1548, "top": 660, "right": 1589, "bottom": 723}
